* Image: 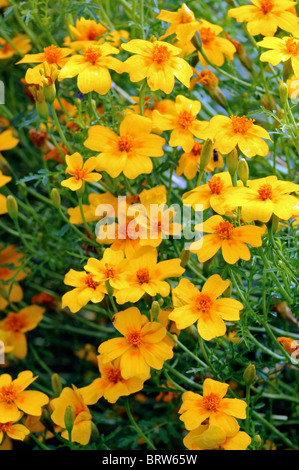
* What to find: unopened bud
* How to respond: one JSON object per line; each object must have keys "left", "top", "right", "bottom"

{"left": 199, "top": 138, "right": 213, "bottom": 171}
{"left": 191, "top": 30, "right": 202, "bottom": 50}
{"left": 243, "top": 363, "right": 256, "bottom": 385}
{"left": 151, "top": 300, "right": 160, "bottom": 321}
{"left": 50, "top": 188, "right": 61, "bottom": 209}
{"left": 253, "top": 434, "right": 262, "bottom": 448}
{"left": 179, "top": 248, "right": 190, "bottom": 268}
{"left": 6, "top": 195, "right": 18, "bottom": 220}
{"left": 226, "top": 148, "right": 239, "bottom": 176}
{"left": 43, "top": 81, "right": 56, "bottom": 104}
{"left": 64, "top": 405, "right": 75, "bottom": 434}
{"left": 36, "top": 100, "right": 49, "bottom": 121}
{"left": 237, "top": 158, "right": 249, "bottom": 186}
{"left": 158, "top": 298, "right": 164, "bottom": 306}
{"left": 279, "top": 82, "right": 288, "bottom": 104}
{"left": 76, "top": 182, "right": 85, "bottom": 198}
{"left": 51, "top": 373, "right": 62, "bottom": 396}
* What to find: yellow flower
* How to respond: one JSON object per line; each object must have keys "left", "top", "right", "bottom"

{"left": 58, "top": 43, "right": 123, "bottom": 95}
{"left": 152, "top": 95, "right": 209, "bottom": 153}
{"left": 176, "top": 141, "right": 223, "bottom": 179}
{"left": 0, "top": 35, "right": 31, "bottom": 60}
{"left": 182, "top": 172, "right": 235, "bottom": 214}
{"left": 207, "top": 114, "right": 271, "bottom": 158}
{"left": 258, "top": 35, "right": 299, "bottom": 77}
{"left": 64, "top": 17, "right": 107, "bottom": 49}
{"left": 114, "top": 247, "right": 185, "bottom": 305}
{"left": 0, "top": 170, "right": 12, "bottom": 215}
{"left": 157, "top": 3, "right": 200, "bottom": 42}
{"left": 169, "top": 275, "right": 243, "bottom": 341}
{"left": 62, "top": 269, "right": 106, "bottom": 313}
{"left": 121, "top": 39, "right": 193, "bottom": 94}
{"left": 183, "top": 423, "right": 251, "bottom": 450}
{"left": 79, "top": 356, "right": 147, "bottom": 404}
{"left": 61, "top": 152, "right": 101, "bottom": 191}
{"left": 286, "top": 74, "right": 299, "bottom": 100}
{"left": 0, "top": 129, "right": 19, "bottom": 152}
{"left": 67, "top": 191, "right": 118, "bottom": 225}
{"left": 84, "top": 113, "right": 165, "bottom": 179}
{"left": 190, "top": 214, "right": 265, "bottom": 264}
{"left": 179, "top": 378, "right": 247, "bottom": 434}
{"left": 277, "top": 336, "right": 299, "bottom": 360}
{"left": 98, "top": 307, "right": 174, "bottom": 380}
{"left": 197, "top": 19, "right": 236, "bottom": 67}
{"left": 50, "top": 385, "right": 92, "bottom": 446}
{"left": 0, "top": 245, "right": 28, "bottom": 310}
{"left": 84, "top": 248, "right": 129, "bottom": 290}
{"left": 225, "top": 175, "right": 299, "bottom": 222}
{"left": 0, "top": 371, "right": 49, "bottom": 422}
{"left": 0, "top": 305, "right": 45, "bottom": 360}
{"left": 228, "top": 0, "right": 299, "bottom": 37}
{"left": 0, "top": 417, "right": 30, "bottom": 444}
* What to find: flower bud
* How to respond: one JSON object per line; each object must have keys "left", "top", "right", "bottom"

{"left": 6, "top": 195, "right": 18, "bottom": 220}
{"left": 253, "top": 434, "right": 262, "bottom": 449}
{"left": 243, "top": 363, "right": 256, "bottom": 385}
{"left": 50, "top": 188, "right": 61, "bottom": 209}
{"left": 151, "top": 300, "right": 160, "bottom": 321}
{"left": 279, "top": 82, "right": 289, "bottom": 105}
{"left": 237, "top": 158, "right": 249, "bottom": 186}
{"left": 199, "top": 138, "right": 213, "bottom": 171}
{"left": 179, "top": 248, "right": 190, "bottom": 268}
{"left": 51, "top": 373, "right": 62, "bottom": 396}
{"left": 42, "top": 80, "right": 56, "bottom": 104}
{"left": 64, "top": 405, "right": 75, "bottom": 434}
{"left": 76, "top": 181, "right": 85, "bottom": 198}
{"left": 226, "top": 148, "right": 239, "bottom": 176}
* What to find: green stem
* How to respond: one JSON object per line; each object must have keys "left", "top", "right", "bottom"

{"left": 125, "top": 398, "right": 157, "bottom": 450}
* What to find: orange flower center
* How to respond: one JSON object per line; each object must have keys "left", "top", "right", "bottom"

{"left": 178, "top": 110, "right": 194, "bottom": 129}
{"left": 191, "top": 141, "right": 203, "bottom": 157}
{"left": 0, "top": 422, "right": 12, "bottom": 433}
{"left": 260, "top": 0, "right": 274, "bottom": 14}
{"left": 43, "top": 45, "right": 63, "bottom": 64}
{"left": 73, "top": 167, "right": 87, "bottom": 180}
{"left": 199, "top": 27, "right": 216, "bottom": 44}
{"left": 84, "top": 46, "right": 102, "bottom": 64}
{"left": 179, "top": 9, "right": 194, "bottom": 24}
{"left": 194, "top": 293, "right": 213, "bottom": 312}
{"left": 3, "top": 313, "right": 27, "bottom": 333}
{"left": 136, "top": 267, "right": 150, "bottom": 284}
{"left": 85, "top": 273, "right": 100, "bottom": 289}
{"left": 118, "top": 135, "right": 134, "bottom": 152}
{"left": 215, "top": 220, "right": 234, "bottom": 239}
{"left": 257, "top": 183, "right": 273, "bottom": 200}
{"left": 152, "top": 44, "right": 171, "bottom": 64}
{"left": 105, "top": 365, "right": 123, "bottom": 384}
{"left": 126, "top": 327, "right": 143, "bottom": 347}
{"left": 104, "top": 263, "right": 115, "bottom": 278}
{"left": 87, "top": 25, "right": 106, "bottom": 40}
{"left": 0, "top": 384, "right": 18, "bottom": 404}
{"left": 285, "top": 37, "right": 299, "bottom": 55}
{"left": 208, "top": 176, "right": 224, "bottom": 194}
{"left": 202, "top": 392, "right": 221, "bottom": 411}
{"left": 231, "top": 115, "right": 254, "bottom": 134}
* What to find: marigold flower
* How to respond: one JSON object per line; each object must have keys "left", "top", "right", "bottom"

{"left": 183, "top": 423, "right": 251, "bottom": 450}
{"left": 0, "top": 35, "right": 31, "bottom": 60}
{"left": 182, "top": 171, "right": 236, "bottom": 214}
{"left": 84, "top": 113, "right": 165, "bottom": 179}
{"left": 207, "top": 114, "right": 271, "bottom": 158}
{"left": 0, "top": 245, "right": 27, "bottom": 310}
{"left": 79, "top": 356, "right": 147, "bottom": 404}
{"left": 50, "top": 385, "right": 92, "bottom": 445}
{"left": 258, "top": 35, "right": 299, "bottom": 77}
{"left": 176, "top": 142, "right": 223, "bottom": 179}
{"left": 84, "top": 248, "right": 129, "bottom": 290}
{"left": 169, "top": 275, "right": 243, "bottom": 341}
{"left": 277, "top": 337, "right": 299, "bottom": 360}
{"left": 62, "top": 269, "right": 106, "bottom": 313}
{"left": 61, "top": 152, "right": 101, "bottom": 191}
{"left": 0, "top": 305, "right": 45, "bottom": 359}
{"left": 58, "top": 43, "right": 123, "bottom": 95}
{"left": 197, "top": 19, "right": 236, "bottom": 67}
{"left": 157, "top": 4, "right": 200, "bottom": 42}
{"left": 152, "top": 95, "right": 209, "bottom": 153}
{"left": 64, "top": 17, "right": 107, "bottom": 49}
{"left": 179, "top": 378, "right": 247, "bottom": 434}
{"left": 0, "top": 417, "right": 30, "bottom": 444}
{"left": 0, "top": 371, "right": 49, "bottom": 422}
{"left": 190, "top": 215, "right": 265, "bottom": 264}
{"left": 121, "top": 39, "right": 193, "bottom": 94}
{"left": 98, "top": 307, "right": 174, "bottom": 380}
{"left": 114, "top": 247, "right": 185, "bottom": 305}
{"left": 224, "top": 175, "right": 299, "bottom": 222}
{"left": 228, "top": 0, "right": 299, "bottom": 37}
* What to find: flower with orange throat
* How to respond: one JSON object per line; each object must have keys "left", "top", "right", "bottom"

{"left": 157, "top": 4, "right": 200, "bottom": 42}
{"left": 84, "top": 248, "right": 129, "bottom": 291}
{"left": 0, "top": 245, "right": 28, "bottom": 310}
{"left": 0, "top": 128, "right": 19, "bottom": 152}
{"left": 114, "top": 247, "right": 185, "bottom": 305}
{"left": 183, "top": 423, "right": 251, "bottom": 450}
{"left": 0, "top": 305, "right": 45, "bottom": 359}
{"left": 182, "top": 172, "right": 236, "bottom": 215}
{"left": 152, "top": 95, "right": 209, "bottom": 153}
{"left": 207, "top": 114, "right": 271, "bottom": 158}
{"left": 196, "top": 19, "right": 236, "bottom": 67}
{"left": 190, "top": 215, "right": 266, "bottom": 264}
{"left": 79, "top": 356, "right": 147, "bottom": 404}
{"left": 0, "top": 170, "right": 12, "bottom": 215}
{"left": 84, "top": 113, "right": 166, "bottom": 179}
{"left": 257, "top": 35, "right": 299, "bottom": 77}
{"left": 0, "top": 416, "right": 30, "bottom": 444}
{"left": 62, "top": 269, "right": 107, "bottom": 313}
{"left": 58, "top": 43, "right": 123, "bottom": 95}
{"left": 0, "top": 35, "right": 31, "bottom": 60}
{"left": 179, "top": 378, "right": 247, "bottom": 434}
{"left": 98, "top": 307, "right": 174, "bottom": 380}
{"left": 169, "top": 275, "right": 243, "bottom": 341}
{"left": 121, "top": 39, "right": 193, "bottom": 94}
{"left": 176, "top": 142, "right": 223, "bottom": 179}
{"left": 61, "top": 152, "right": 101, "bottom": 191}
{"left": 224, "top": 175, "right": 299, "bottom": 223}
{"left": 0, "top": 371, "right": 49, "bottom": 422}
{"left": 50, "top": 385, "right": 92, "bottom": 446}
{"left": 64, "top": 17, "right": 107, "bottom": 49}
{"left": 228, "top": 0, "right": 299, "bottom": 37}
